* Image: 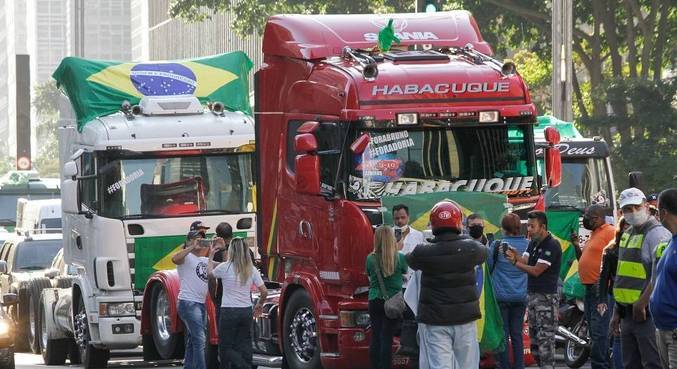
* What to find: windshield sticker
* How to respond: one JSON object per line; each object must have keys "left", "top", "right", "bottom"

{"left": 355, "top": 157, "right": 403, "bottom": 182}
{"left": 369, "top": 131, "right": 415, "bottom": 157}
{"left": 106, "top": 168, "right": 144, "bottom": 195}
{"left": 349, "top": 176, "right": 534, "bottom": 199}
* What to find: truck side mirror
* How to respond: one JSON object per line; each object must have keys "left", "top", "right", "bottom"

{"left": 62, "top": 178, "right": 80, "bottom": 214}
{"left": 350, "top": 133, "right": 370, "bottom": 155}
{"left": 544, "top": 127, "right": 562, "bottom": 187}
{"left": 0, "top": 261, "right": 6, "bottom": 274}
{"left": 294, "top": 133, "right": 318, "bottom": 153}
{"left": 1, "top": 293, "right": 18, "bottom": 306}
{"left": 64, "top": 161, "right": 78, "bottom": 178}
{"left": 295, "top": 154, "right": 321, "bottom": 195}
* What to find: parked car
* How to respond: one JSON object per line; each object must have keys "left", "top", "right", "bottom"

{"left": 0, "top": 233, "right": 62, "bottom": 353}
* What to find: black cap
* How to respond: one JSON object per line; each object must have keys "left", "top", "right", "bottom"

{"left": 190, "top": 221, "right": 210, "bottom": 231}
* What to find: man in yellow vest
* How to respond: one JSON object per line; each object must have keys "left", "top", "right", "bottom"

{"left": 610, "top": 188, "right": 671, "bottom": 369}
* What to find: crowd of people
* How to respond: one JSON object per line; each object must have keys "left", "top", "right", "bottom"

{"left": 365, "top": 187, "right": 677, "bottom": 369}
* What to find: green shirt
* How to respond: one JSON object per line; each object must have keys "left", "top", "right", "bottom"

{"left": 366, "top": 253, "right": 408, "bottom": 301}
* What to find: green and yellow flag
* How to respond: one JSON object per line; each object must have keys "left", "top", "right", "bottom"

{"left": 382, "top": 191, "right": 506, "bottom": 352}
{"left": 52, "top": 52, "right": 253, "bottom": 131}
{"left": 545, "top": 210, "right": 581, "bottom": 280}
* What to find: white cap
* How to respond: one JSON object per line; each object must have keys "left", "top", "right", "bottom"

{"left": 619, "top": 187, "right": 646, "bottom": 208}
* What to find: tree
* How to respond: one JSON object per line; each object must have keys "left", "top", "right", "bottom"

{"left": 32, "top": 81, "right": 61, "bottom": 177}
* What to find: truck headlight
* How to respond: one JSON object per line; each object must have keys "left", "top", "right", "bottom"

{"left": 339, "top": 311, "right": 370, "bottom": 328}
{"left": 0, "top": 320, "right": 11, "bottom": 336}
{"left": 99, "top": 302, "right": 135, "bottom": 317}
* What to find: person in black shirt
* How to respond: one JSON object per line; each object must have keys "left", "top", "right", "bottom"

{"left": 209, "top": 223, "right": 233, "bottom": 308}
{"left": 506, "top": 211, "right": 561, "bottom": 369}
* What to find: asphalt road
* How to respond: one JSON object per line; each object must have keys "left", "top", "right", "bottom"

{"left": 15, "top": 351, "right": 591, "bottom": 369}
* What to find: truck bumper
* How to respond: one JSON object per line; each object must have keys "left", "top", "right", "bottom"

{"left": 94, "top": 316, "right": 141, "bottom": 349}
{"left": 319, "top": 328, "right": 410, "bottom": 369}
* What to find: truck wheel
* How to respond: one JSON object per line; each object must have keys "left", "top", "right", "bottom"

{"left": 282, "top": 290, "right": 321, "bottom": 369}
{"left": 74, "top": 296, "right": 110, "bottom": 368}
{"left": 142, "top": 334, "right": 161, "bottom": 361}
{"left": 15, "top": 286, "right": 30, "bottom": 352}
{"left": 0, "top": 346, "right": 15, "bottom": 369}
{"left": 68, "top": 339, "right": 82, "bottom": 365}
{"left": 150, "top": 284, "right": 183, "bottom": 360}
{"left": 29, "top": 277, "right": 53, "bottom": 354}
{"left": 56, "top": 277, "right": 73, "bottom": 289}
{"left": 39, "top": 298, "right": 67, "bottom": 365}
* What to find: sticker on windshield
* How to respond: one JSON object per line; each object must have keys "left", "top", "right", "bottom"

{"left": 369, "top": 131, "right": 415, "bottom": 157}
{"left": 349, "top": 176, "right": 534, "bottom": 199}
{"left": 106, "top": 169, "right": 144, "bottom": 195}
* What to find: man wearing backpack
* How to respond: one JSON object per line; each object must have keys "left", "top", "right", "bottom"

{"left": 489, "top": 213, "right": 529, "bottom": 369}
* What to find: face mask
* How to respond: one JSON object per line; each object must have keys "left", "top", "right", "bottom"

{"left": 625, "top": 209, "right": 649, "bottom": 226}
{"left": 582, "top": 216, "right": 595, "bottom": 231}
{"left": 469, "top": 225, "right": 484, "bottom": 239}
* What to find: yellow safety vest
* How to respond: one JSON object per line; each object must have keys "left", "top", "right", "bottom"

{"left": 656, "top": 241, "right": 669, "bottom": 259}
{"left": 614, "top": 232, "right": 648, "bottom": 304}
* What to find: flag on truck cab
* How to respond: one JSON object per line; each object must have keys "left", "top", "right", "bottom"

{"left": 545, "top": 210, "right": 581, "bottom": 280}
{"left": 382, "top": 191, "right": 506, "bottom": 351}
{"left": 52, "top": 51, "right": 253, "bottom": 131}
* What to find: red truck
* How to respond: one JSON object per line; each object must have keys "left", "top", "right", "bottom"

{"left": 141, "top": 11, "right": 563, "bottom": 369}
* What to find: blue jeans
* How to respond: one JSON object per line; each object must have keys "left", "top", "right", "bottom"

{"left": 418, "top": 321, "right": 479, "bottom": 369}
{"left": 368, "top": 299, "right": 397, "bottom": 369}
{"left": 218, "top": 307, "right": 253, "bottom": 369}
{"left": 584, "top": 285, "right": 611, "bottom": 369}
{"left": 177, "top": 300, "right": 207, "bottom": 369}
{"left": 497, "top": 301, "right": 527, "bottom": 369}
{"left": 608, "top": 295, "right": 623, "bottom": 369}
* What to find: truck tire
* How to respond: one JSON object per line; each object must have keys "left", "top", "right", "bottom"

{"left": 68, "top": 339, "right": 81, "bottom": 365}
{"left": 29, "top": 277, "right": 53, "bottom": 354}
{"left": 15, "top": 286, "right": 30, "bottom": 352}
{"left": 142, "top": 334, "right": 161, "bottom": 361}
{"left": 74, "top": 295, "right": 110, "bottom": 368}
{"left": 282, "top": 290, "right": 321, "bottom": 369}
{"left": 150, "top": 283, "right": 184, "bottom": 360}
{"left": 56, "top": 277, "right": 73, "bottom": 289}
{"left": 0, "top": 346, "right": 14, "bottom": 369}
{"left": 39, "top": 298, "right": 67, "bottom": 365}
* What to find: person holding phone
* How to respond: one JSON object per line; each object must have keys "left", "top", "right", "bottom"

{"left": 488, "top": 213, "right": 529, "bottom": 369}
{"left": 172, "top": 227, "right": 210, "bottom": 369}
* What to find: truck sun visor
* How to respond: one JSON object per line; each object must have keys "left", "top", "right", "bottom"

{"left": 52, "top": 51, "right": 254, "bottom": 131}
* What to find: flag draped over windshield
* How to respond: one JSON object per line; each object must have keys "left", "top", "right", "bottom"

{"left": 382, "top": 191, "right": 506, "bottom": 352}
{"left": 52, "top": 51, "right": 253, "bottom": 131}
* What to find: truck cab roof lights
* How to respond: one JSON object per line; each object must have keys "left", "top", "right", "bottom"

{"left": 383, "top": 50, "right": 449, "bottom": 62}
{"left": 396, "top": 113, "right": 418, "bottom": 125}
{"left": 342, "top": 47, "right": 378, "bottom": 80}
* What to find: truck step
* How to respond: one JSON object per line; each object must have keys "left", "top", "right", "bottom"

{"left": 252, "top": 353, "right": 283, "bottom": 367}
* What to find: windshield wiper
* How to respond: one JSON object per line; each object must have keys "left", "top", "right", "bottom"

{"left": 547, "top": 204, "right": 584, "bottom": 212}
{"left": 17, "top": 266, "right": 47, "bottom": 271}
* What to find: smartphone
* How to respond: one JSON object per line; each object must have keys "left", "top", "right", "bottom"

{"left": 501, "top": 242, "right": 509, "bottom": 255}
{"left": 394, "top": 228, "right": 403, "bottom": 242}
{"left": 197, "top": 239, "right": 213, "bottom": 248}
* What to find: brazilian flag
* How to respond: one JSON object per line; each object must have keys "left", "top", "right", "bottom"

{"left": 545, "top": 210, "right": 581, "bottom": 280}
{"left": 52, "top": 51, "right": 253, "bottom": 131}
{"left": 382, "top": 192, "right": 507, "bottom": 352}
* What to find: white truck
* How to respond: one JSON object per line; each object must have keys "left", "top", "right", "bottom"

{"left": 38, "top": 93, "right": 257, "bottom": 368}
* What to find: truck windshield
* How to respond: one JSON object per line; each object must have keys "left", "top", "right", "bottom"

{"left": 14, "top": 240, "right": 62, "bottom": 271}
{"left": 348, "top": 124, "right": 536, "bottom": 200}
{"left": 542, "top": 158, "right": 612, "bottom": 211}
{"left": 99, "top": 153, "right": 255, "bottom": 218}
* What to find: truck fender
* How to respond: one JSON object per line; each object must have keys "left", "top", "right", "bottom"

{"left": 276, "top": 271, "right": 330, "bottom": 351}
{"left": 40, "top": 288, "right": 69, "bottom": 340}
{"left": 141, "top": 270, "right": 182, "bottom": 336}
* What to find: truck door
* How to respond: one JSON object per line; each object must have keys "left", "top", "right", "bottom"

{"left": 276, "top": 119, "right": 343, "bottom": 279}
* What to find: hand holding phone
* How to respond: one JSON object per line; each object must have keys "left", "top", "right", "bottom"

{"left": 501, "top": 242, "right": 509, "bottom": 255}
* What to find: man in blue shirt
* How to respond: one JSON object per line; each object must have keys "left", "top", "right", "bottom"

{"left": 650, "top": 188, "right": 677, "bottom": 369}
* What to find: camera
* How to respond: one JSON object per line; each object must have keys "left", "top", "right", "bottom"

{"left": 501, "top": 242, "right": 510, "bottom": 254}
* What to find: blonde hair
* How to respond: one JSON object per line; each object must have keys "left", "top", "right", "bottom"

{"left": 227, "top": 238, "right": 253, "bottom": 285}
{"left": 373, "top": 225, "right": 398, "bottom": 277}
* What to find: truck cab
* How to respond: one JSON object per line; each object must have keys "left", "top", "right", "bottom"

{"left": 255, "top": 11, "right": 559, "bottom": 369}
{"left": 58, "top": 94, "right": 256, "bottom": 368}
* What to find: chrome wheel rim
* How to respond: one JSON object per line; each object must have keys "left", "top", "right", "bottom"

{"left": 29, "top": 297, "right": 36, "bottom": 340}
{"left": 288, "top": 307, "right": 317, "bottom": 363}
{"left": 566, "top": 320, "right": 589, "bottom": 361}
{"left": 154, "top": 288, "right": 171, "bottom": 342}
{"left": 40, "top": 305, "right": 48, "bottom": 351}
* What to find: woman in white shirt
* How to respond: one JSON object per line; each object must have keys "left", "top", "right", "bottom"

{"left": 208, "top": 238, "right": 267, "bottom": 369}
{"left": 171, "top": 230, "right": 210, "bottom": 369}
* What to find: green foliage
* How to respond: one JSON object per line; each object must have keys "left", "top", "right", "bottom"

{"left": 32, "top": 81, "right": 61, "bottom": 177}
{"left": 512, "top": 50, "right": 552, "bottom": 114}
{"left": 169, "top": 0, "right": 413, "bottom": 37}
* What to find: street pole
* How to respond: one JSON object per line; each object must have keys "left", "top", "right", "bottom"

{"left": 552, "top": 0, "right": 573, "bottom": 121}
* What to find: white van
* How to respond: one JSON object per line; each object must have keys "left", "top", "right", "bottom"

{"left": 15, "top": 199, "right": 61, "bottom": 234}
